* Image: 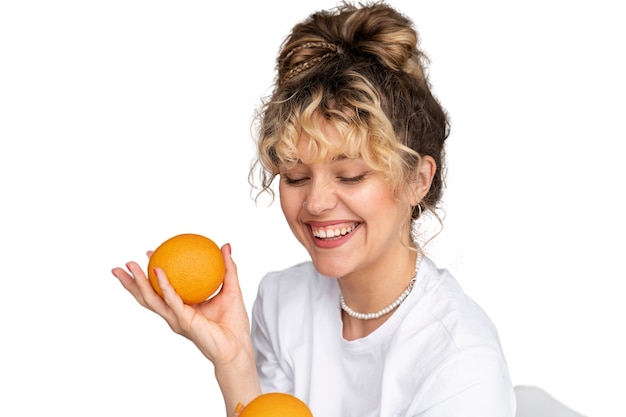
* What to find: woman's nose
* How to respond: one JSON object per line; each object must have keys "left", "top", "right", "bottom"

{"left": 302, "top": 180, "right": 337, "bottom": 215}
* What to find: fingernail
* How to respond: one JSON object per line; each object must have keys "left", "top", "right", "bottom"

{"left": 226, "top": 243, "right": 232, "bottom": 255}
{"left": 235, "top": 402, "right": 244, "bottom": 413}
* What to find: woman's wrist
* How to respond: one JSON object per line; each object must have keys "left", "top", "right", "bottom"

{"left": 214, "top": 346, "right": 261, "bottom": 416}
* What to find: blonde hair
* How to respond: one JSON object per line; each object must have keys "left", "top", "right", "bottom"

{"left": 250, "top": 1, "right": 449, "bottom": 220}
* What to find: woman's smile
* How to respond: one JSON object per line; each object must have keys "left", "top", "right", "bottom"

{"left": 306, "top": 221, "right": 362, "bottom": 249}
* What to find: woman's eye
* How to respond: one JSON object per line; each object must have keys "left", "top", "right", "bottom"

{"left": 339, "top": 174, "right": 366, "bottom": 184}
{"left": 283, "top": 176, "right": 309, "bottom": 186}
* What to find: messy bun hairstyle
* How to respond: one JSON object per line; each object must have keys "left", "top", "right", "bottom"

{"left": 250, "top": 1, "right": 449, "bottom": 220}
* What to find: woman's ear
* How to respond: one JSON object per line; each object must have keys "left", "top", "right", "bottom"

{"left": 409, "top": 155, "right": 436, "bottom": 206}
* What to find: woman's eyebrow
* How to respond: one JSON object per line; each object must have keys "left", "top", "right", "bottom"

{"left": 280, "top": 154, "right": 361, "bottom": 167}
{"left": 278, "top": 158, "right": 304, "bottom": 170}
{"left": 330, "top": 153, "right": 361, "bottom": 162}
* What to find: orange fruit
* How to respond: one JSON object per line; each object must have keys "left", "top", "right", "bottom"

{"left": 147, "top": 233, "right": 225, "bottom": 304}
{"left": 239, "top": 392, "right": 313, "bottom": 417}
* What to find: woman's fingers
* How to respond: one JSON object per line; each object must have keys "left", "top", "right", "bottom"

{"left": 112, "top": 261, "right": 170, "bottom": 315}
{"left": 154, "top": 266, "right": 185, "bottom": 317}
{"left": 111, "top": 265, "right": 148, "bottom": 307}
{"left": 148, "top": 266, "right": 191, "bottom": 334}
{"left": 126, "top": 261, "right": 168, "bottom": 309}
{"left": 220, "top": 243, "right": 241, "bottom": 296}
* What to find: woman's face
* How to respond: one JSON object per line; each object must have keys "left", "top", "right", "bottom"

{"left": 278, "top": 119, "right": 414, "bottom": 280}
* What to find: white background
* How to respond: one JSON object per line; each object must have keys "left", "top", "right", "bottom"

{"left": 1, "top": 1, "right": 624, "bottom": 416}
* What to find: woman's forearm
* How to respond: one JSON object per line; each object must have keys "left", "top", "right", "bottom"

{"left": 215, "top": 345, "right": 262, "bottom": 416}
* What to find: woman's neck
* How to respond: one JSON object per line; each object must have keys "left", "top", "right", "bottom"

{"left": 338, "top": 246, "right": 419, "bottom": 340}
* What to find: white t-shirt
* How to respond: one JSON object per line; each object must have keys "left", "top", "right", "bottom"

{"left": 251, "top": 257, "right": 516, "bottom": 417}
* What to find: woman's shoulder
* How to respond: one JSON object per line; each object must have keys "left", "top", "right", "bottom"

{"left": 412, "top": 256, "right": 504, "bottom": 350}
{"left": 400, "top": 257, "right": 515, "bottom": 413}
{"left": 252, "top": 261, "right": 339, "bottom": 329}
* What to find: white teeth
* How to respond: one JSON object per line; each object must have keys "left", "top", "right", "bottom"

{"left": 312, "top": 223, "right": 358, "bottom": 239}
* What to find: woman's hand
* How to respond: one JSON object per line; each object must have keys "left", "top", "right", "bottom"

{"left": 112, "top": 243, "right": 261, "bottom": 415}
{"left": 111, "top": 243, "right": 254, "bottom": 368}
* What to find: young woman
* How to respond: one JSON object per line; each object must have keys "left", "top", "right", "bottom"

{"left": 112, "top": 2, "right": 516, "bottom": 416}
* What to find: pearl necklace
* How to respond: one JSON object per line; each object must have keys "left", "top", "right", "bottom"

{"left": 340, "top": 252, "right": 423, "bottom": 320}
